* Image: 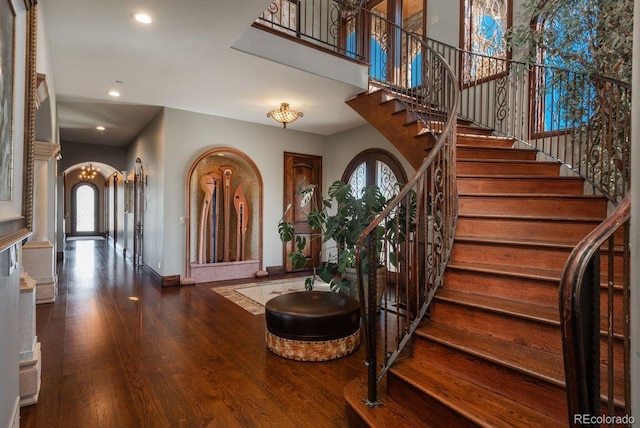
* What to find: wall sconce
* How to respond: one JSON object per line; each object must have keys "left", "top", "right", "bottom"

{"left": 267, "top": 103, "right": 303, "bottom": 128}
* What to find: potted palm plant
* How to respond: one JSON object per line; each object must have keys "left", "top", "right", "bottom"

{"left": 278, "top": 180, "right": 389, "bottom": 302}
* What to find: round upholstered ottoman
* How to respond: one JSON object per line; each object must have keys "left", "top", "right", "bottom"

{"left": 265, "top": 291, "right": 361, "bottom": 361}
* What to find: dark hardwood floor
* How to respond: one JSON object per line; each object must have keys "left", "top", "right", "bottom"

{"left": 20, "top": 239, "right": 367, "bottom": 427}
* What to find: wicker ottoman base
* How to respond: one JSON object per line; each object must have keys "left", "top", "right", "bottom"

{"left": 266, "top": 329, "right": 360, "bottom": 361}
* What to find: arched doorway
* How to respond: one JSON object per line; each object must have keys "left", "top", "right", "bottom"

{"left": 70, "top": 182, "right": 99, "bottom": 235}
{"left": 62, "top": 162, "right": 120, "bottom": 243}
{"left": 342, "top": 148, "right": 408, "bottom": 200}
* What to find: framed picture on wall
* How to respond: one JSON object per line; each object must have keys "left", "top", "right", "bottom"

{"left": 0, "top": 0, "right": 15, "bottom": 203}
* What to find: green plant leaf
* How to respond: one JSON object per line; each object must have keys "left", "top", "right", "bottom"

{"left": 288, "top": 251, "right": 307, "bottom": 270}
{"left": 278, "top": 221, "right": 295, "bottom": 243}
{"left": 330, "top": 278, "right": 351, "bottom": 294}
{"left": 304, "top": 277, "right": 315, "bottom": 291}
{"left": 318, "top": 264, "right": 335, "bottom": 283}
{"left": 295, "top": 235, "right": 307, "bottom": 252}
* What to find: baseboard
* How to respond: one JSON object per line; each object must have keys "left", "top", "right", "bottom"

{"left": 266, "top": 265, "right": 286, "bottom": 275}
{"left": 161, "top": 275, "right": 181, "bottom": 287}
{"left": 141, "top": 264, "right": 161, "bottom": 285}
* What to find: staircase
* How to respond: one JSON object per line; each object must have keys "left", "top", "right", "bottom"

{"left": 344, "top": 89, "right": 625, "bottom": 427}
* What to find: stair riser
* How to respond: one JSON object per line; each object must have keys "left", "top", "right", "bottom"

{"left": 457, "top": 125, "right": 494, "bottom": 136}
{"left": 428, "top": 300, "right": 563, "bottom": 354}
{"left": 457, "top": 161, "right": 560, "bottom": 176}
{"left": 457, "top": 178, "right": 585, "bottom": 195}
{"left": 457, "top": 135, "right": 514, "bottom": 147}
{"left": 386, "top": 375, "right": 482, "bottom": 428}
{"left": 457, "top": 147, "right": 537, "bottom": 161}
{"left": 444, "top": 268, "right": 624, "bottom": 315}
{"left": 450, "top": 241, "right": 624, "bottom": 272}
{"left": 459, "top": 196, "right": 607, "bottom": 218}
{"left": 456, "top": 217, "right": 599, "bottom": 243}
{"left": 410, "top": 338, "right": 568, "bottom": 423}
{"left": 451, "top": 242, "right": 570, "bottom": 271}
{"left": 443, "top": 268, "right": 559, "bottom": 307}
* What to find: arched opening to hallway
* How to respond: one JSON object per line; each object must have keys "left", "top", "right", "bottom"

{"left": 71, "top": 182, "right": 99, "bottom": 235}
{"left": 62, "top": 162, "right": 125, "bottom": 251}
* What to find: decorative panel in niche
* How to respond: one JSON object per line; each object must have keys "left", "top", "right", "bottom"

{"left": 187, "top": 148, "right": 262, "bottom": 283}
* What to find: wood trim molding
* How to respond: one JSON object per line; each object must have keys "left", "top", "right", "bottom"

{"left": 22, "top": 4, "right": 38, "bottom": 232}
{"left": 34, "top": 141, "right": 60, "bottom": 161}
{"left": 141, "top": 265, "right": 181, "bottom": 288}
{"left": 161, "top": 275, "right": 181, "bottom": 287}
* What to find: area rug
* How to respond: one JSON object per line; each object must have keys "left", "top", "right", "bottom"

{"left": 212, "top": 277, "right": 330, "bottom": 315}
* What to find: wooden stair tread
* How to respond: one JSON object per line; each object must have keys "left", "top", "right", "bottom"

{"left": 455, "top": 234, "right": 583, "bottom": 250}
{"left": 390, "top": 357, "right": 566, "bottom": 427}
{"left": 436, "top": 289, "right": 559, "bottom": 324}
{"left": 459, "top": 192, "right": 607, "bottom": 200}
{"left": 457, "top": 133, "right": 514, "bottom": 142}
{"left": 457, "top": 213, "right": 606, "bottom": 222}
{"left": 344, "top": 378, "right": 432, "bottom": 428}
{"left": 447, "top": 260, "right": 625, "bottom": 290}
{"left": 416, "top": 321, "right": 566, "bottom": 387}
{"left": 447, "top": 260, "right": 561, "bottom": 281}
{"left": 457, "top": 159, "right": 558, "bottom": 165}
{"left": 457, "top": 174, "right": 584, "bottom": 181}
{"left": 457, "top": 144, "right": 534, "bottom": 152}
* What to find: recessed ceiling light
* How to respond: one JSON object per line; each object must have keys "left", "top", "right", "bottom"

{"left": 106, "top": 90, "right": 120, "bottom": 97}
{"left": 96, "top": 126, "right": 106, "bottom": 131}
{"left": 132, "top": 12, "right": 152, "bottom": 24}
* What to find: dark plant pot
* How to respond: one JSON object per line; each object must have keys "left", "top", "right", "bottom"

{"left": 343, "top": 267, "right": 386, "bottom": 311}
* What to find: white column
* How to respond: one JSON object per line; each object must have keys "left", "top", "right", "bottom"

{"left": 22, "top": 141, "right": 60, "bottom": 304}
{"left": 18, "top": 273, "right": 41, "bottom": 406}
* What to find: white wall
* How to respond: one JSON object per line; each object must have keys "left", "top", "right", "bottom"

{"left": 59, "top": 141, "right": 126, "bottom": 172}
{"left": 126, "top": 110, "right": 165, "bottom": 274}
{"left": 426, "top": 0, "right": 460, "bottom": 44}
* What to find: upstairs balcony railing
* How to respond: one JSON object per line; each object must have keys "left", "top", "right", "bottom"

{"left": 257, "top": 1, "right": 632, "bottom": 422}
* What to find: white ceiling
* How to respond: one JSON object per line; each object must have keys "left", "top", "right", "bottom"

{"left": 40, "top": 0, "right": 367, "bottom": 147}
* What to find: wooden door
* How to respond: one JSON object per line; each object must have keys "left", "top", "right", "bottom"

{"left": 283, "top": 153, "right": 322, "bottom": 272}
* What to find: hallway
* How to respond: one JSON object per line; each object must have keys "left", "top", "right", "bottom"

{"left": 20, "top": 239, "right": 366, "bottom": 427}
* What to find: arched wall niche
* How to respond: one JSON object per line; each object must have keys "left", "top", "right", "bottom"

{"left": 185, "top": 147, "right": 263, "bottom": 283}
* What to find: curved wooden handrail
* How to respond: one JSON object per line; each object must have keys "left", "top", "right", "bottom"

{"left": 559, "top": 193, "right": 631, "bottom": 422}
